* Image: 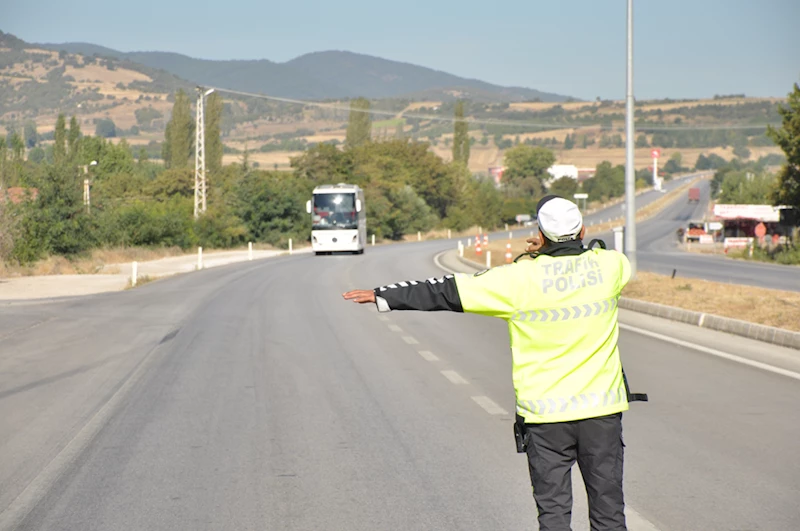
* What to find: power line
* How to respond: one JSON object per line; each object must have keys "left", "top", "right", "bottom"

{"left": 207, "top": 86, "right": 779, "bottom": 132}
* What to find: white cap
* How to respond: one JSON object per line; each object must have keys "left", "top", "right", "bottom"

{"left": 537, "top": 196, "right": 583, "bottom": 243}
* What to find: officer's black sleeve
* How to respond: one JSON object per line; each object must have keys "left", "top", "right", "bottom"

{"left": 372, "top": 275, "right": 464, "bottom": 312}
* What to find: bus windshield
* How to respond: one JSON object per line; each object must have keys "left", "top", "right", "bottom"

{"left": 312, "top": 193, "right": 358, "bottom": 230}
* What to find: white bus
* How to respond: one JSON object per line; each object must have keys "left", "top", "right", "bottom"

{"left": 306, "top": 183, "right": 367, "bottom": 255}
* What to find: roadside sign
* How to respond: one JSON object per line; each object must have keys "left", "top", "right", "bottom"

{"left": 754, "top": 222, "right": 767, "bottom": 238}
{"left": 573, "top": 193, "right": 588, "bottom": 199}
{"left": 651, "top": 149, "right": 661, "bottom": 159}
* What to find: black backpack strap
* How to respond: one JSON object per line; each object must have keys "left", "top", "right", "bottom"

{"left": 587, "top": 238, "right": 607, "bottom": 250}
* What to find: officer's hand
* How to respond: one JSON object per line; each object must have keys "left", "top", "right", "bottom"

{"left": 343, "top": 290, "right": 376, "bottom": 304}
{"left": 525, "top": 236, "right": 544, "bottom": 254}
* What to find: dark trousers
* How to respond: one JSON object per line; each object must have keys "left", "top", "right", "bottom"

{"left": 523, "top": 413, "right": 626, "bottom": 531}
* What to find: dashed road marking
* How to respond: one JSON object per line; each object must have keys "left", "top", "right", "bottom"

{"left": 441, "top": 370, "right": 468, "bottom": 384}
{"left": 471, "top": 396, "right": 508, "bottom": 416}
{"left": 388, "top": 324, "right": 402, "bottom": 332}
{"left": 377, "top": 315, "right": 390, "bottom": 322}
{"left": 402, "top": 336, "right": 419, "bottom": 345}
{"left": 418, "top": 350, "right": 439, "bottom": 362}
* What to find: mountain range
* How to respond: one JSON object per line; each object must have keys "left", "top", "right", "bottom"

{"left": 36, "top": 41, "right": 570, "bottom": 103}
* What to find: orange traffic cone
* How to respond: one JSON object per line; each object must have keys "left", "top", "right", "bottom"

{"left": 483, "top": 234, "right": 489, "bottom": 246}
{"left": 476, "top": 241, "right": 482, "bottom": 256}
{"left": 505, "top": 243, "right": 513, "bottom": 264}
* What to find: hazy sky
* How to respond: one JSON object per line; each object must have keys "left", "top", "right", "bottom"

{"left": 4, "top": 0, "right": 798, "bottom": 100}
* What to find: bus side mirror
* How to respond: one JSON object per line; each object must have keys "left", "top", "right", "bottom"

{"left": 306, "top": 200, "right": 311, "bottom": 214}
{"left": 356, "top": 199, "right": 362, "bottom": 213}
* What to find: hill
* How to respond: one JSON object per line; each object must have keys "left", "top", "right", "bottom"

{"left": 35, "top": 40, "right": 569, "bottom": 102}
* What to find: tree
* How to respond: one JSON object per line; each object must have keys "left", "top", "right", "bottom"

{"left": 9, "top": 133, "right": 25, "bottom": 186}
{"left": 23, "top": 121, "right": 37, "bottom": 148}
{"left": 767, "top": 83, "right": 800, "bottom": 209}
{"left": 635, "top": 134, "right": 649, "bottom": 148}
{"left": 95, "top": 118, "right": 117, "bottom": 138}
{"left": 54, "top": 114, "right": 67, "bottom": 165}
{"left": 68, "top": 116, "right": 81, "bottom": 160}
{"left": 28, "top": 147, "right": 45, "bottom": 164}
{"left": 205, "top": 92, "right": 224, "bottom": 176}
{"left": 452, "top": 100, "right": 470, "bottom": 165}
{"left": 717, "top": 171, "right": 776, "bottom": 204}
{"left": 11, "top": 162, "right": 93, "bottom": 263}
{"left": 345, "top": 97, "right": 372, "bottom": 149}
{"left": 502, "top": 145, "right": 556, "bottom": 198}
{"left": 549, "top": 176, "right": 578, "bottom": 198}
{"left": 732, "top": 145, "right": 751, "bottom": 160}
{"left": 563, "top": 134, "right": 575, "bottom": 150}
{"left": 583, "top": 161, "right": 625, "bottom": 201}
{"left": 0, "top": 138, "right": 7, "bottom": 188}
{"left": 163, "top": 89, "right": 194, "bottom": 169}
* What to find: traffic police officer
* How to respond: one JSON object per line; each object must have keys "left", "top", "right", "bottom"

{"left": 343, "top": 195, "right": 641, "bottom": 531}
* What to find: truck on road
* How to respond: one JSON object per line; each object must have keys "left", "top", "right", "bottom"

{"left": 688, "top": 187, "right": 700, "bottom": 203}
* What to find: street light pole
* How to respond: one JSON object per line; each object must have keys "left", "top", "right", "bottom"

{"left": 624, "top": 0, "right": 637, "bottom": 276}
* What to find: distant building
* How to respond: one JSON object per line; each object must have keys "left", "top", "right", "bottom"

{"left": 576, "top": 168, "right": 595, "bottom": 182}
{"left": 547, "top": 164, "right": 579, "bottom": 181}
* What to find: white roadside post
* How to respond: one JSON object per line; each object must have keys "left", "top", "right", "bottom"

{"left": 509, "top": 231, "right": 513, "bottom": 240}
{"left": 505, "top": 223, "right": 509, "bottom": 231}
{"left": 486, "top": 251, "right": 492, "bottom": 269}
{"left": 467, "top": 237, "right": 472, "bottom": 247}
{"left": 458, "top": 241, "right": 464, "bottom": 257}
{"left": 371, "top": 234, "right": 375, "bottom": 246}
{"left": 197, "top": 247, "right": 203, "bottom": 270}
{"left": 248, "top": 242, "right": 253, "bottom": 261}
{"left": 447, "top": 229, "right": 452, "bottom": 239}
{"left": 417, "top": 231, "right": 421, "bottom": 242}
{"left": 289, "top": 239, "right": 293, "bottom": 255}
{"left": 131, "top": 261, "right": 138, "bottom": 287}
{"left": 613, "top": 227, "right": 625, "bottom": 252}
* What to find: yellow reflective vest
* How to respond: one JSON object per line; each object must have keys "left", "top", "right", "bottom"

{"left": 454, "top": 248, "right": 632, "bottom": 423}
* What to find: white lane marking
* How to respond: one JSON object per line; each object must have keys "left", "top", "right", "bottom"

{"left": 626, "top": 506, "right": 662, "bottom": 531}
{"left": 418, "top": 350, "right": 439, "bottom": 361}
{"left": 620, "top": 323, "right": 800, "bottom": 382}
{"left": 433, "top": 251, "right": 457, "bottom": 274}
{"left": 377, "top": 315, "right": 390, "bottom": 322}
{"left": 471, "top": 396, "right": 508, "bottom": 416}
{"left": 441, "top": 370, "right": 468, "bottom": 385}
{"left": 402, "top": 336, "right": 419, "bottom": 345}
{"left": 388, "top": 324, "right": 403, "bottom": 332}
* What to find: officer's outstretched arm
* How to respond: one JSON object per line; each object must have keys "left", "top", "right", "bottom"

{"left": 367, "top": 275, "right": 464, "bottom": 312}
{"left": 343, "top": 268, "right": 515, "bottom": 318}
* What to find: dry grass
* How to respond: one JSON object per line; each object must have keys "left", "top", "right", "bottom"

{"left": 0, "top": 247, "right": 188, "bottom": 278}
{"left": 622, "top": 272, "right": 800, "bottom": 332}
{"left": 63, "top": 63, "right": 151, "bottom": 84}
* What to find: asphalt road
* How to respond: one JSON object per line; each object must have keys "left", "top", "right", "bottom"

{"left": 1, "top": 241, "right": 798, "bottom": 530}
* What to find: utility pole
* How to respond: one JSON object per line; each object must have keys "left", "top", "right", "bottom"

{"left": 623, "top": 0, "right": 637, "bottom": 276}
{"left": 194, "top": 87, "right": 214, "bottom": 219}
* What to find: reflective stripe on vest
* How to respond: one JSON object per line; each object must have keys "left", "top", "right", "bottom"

{"left": 510, "top": 296, "right": 618, "bottom": 323}
{"left": 516, "top": 386, "right": 627, "bottom": 417}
